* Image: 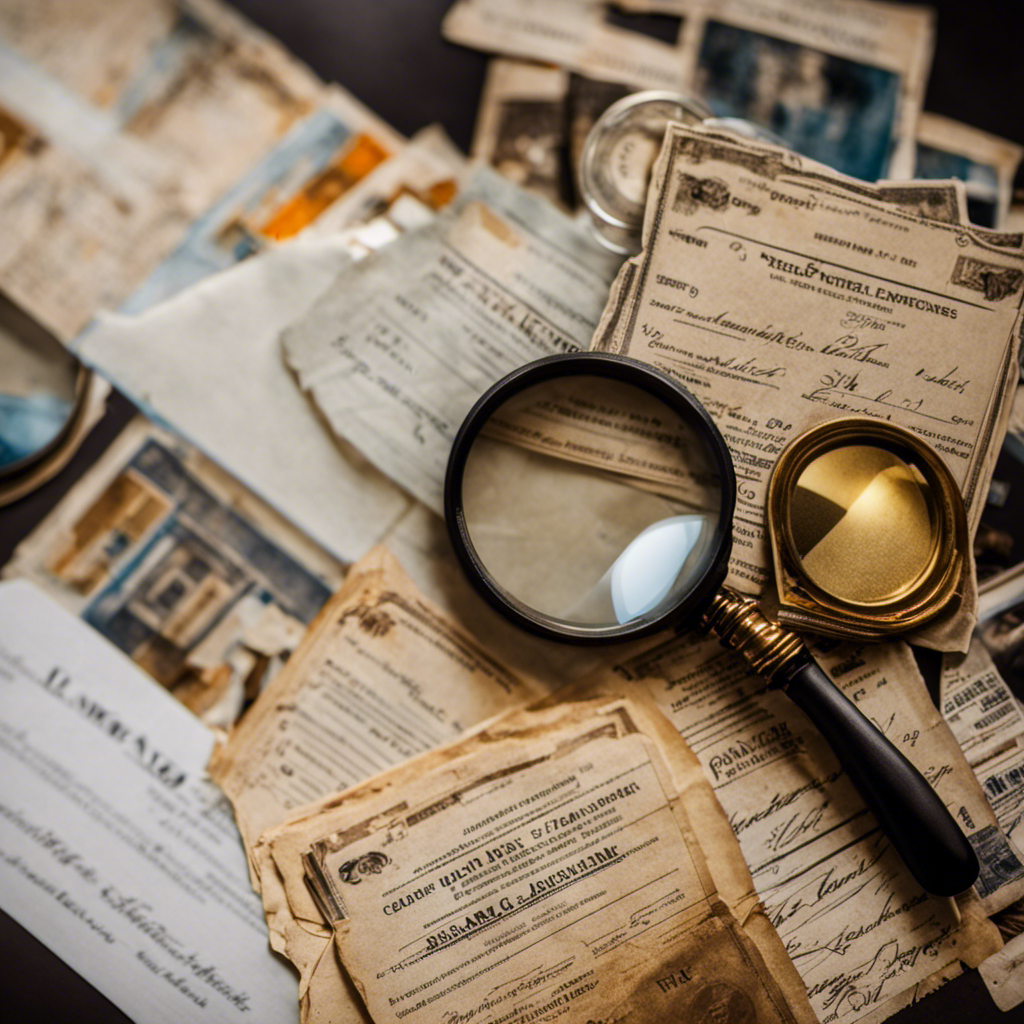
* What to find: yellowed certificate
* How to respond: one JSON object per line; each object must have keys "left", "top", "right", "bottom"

{"left": 594, "top": 124, "right": 1023, "bottom": 605}
{"left": 304, "top": 699, "right": 810, "bottom": 1024}
{"left": 209, "top": 546, "right": 546, "bottom": 863}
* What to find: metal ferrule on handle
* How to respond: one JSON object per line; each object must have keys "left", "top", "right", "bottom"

{"left": 699, "top": 587, "right": 805, "bottom": 684}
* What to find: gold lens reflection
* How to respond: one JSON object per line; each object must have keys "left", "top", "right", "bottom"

{"left": 789, "top": 444, "right": 939, "bottom": 605}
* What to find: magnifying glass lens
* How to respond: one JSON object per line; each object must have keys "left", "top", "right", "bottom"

{"left": 0, "top": 297, "right": 79, "bottom": 476}
{"left": 458, "top": 373, "right": 726, "bottom": 631}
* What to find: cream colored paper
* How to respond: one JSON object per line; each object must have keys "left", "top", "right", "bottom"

{"left": 211, "top": 566, "right": 810, "bottom": 1022}
{"left": 444, "top": 0, "right": 933, "bottom": 179}
{"left": 76, "top": 237, "right": 414, "bottom": 564}
{"left": 614, "top": 632, "right": 1009, "bottom": 1021}
{"left": 244, "top": 709, "right": 608, "bottom": 1024}
{"left": 317, "top": 703, "right": 808, "bottom": 1024}
{"left": 255, "top": 695, "right": 812, "bottom": 1023}
{"left": 980, "top": 928, "right": 1024, "bottom": 1012}
{"left": 282, "top": 166, "right": 622, "bottom": 515}
{"left": 208, "top": 546, "right": 547, "bottom": 863}
{"left": 594, "top": 124, "right": 1023, "bottom": 641}
{"left": 248, "top": 718, "right": 554, "bottom": 1024}
{"left": 2, "top": 416, "right": 346, "bottom": 729}
{"left": 941, "top": 638, "right": 1024, "bottom": 767}
{"left": 74, "top": 123, "right": 468, "bottom": 565}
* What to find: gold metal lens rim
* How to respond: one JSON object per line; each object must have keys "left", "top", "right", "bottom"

{"left": 767, "top": 416, "right": 967, "bottom": 634}
{"left": 0, "top": 364, "right": 95, "bottom": 507}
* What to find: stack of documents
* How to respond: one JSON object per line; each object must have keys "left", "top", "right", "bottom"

{"left": 3, "top": 2, "right": 1024, "bottom": 1024}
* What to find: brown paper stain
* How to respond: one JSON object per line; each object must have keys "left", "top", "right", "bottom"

{"left": 466, "top": 199, "right": 522, "bottom": 246}
{"left": 955, "top": 888, "right": 1005, "bottom": 967}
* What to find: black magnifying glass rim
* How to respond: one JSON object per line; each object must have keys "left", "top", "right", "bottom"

{"left": 443, "top": 351, "right": 737, "bottom": 644}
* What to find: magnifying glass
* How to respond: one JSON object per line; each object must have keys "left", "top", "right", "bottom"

{"left": 0, "top": 290, "right": 94, "bottom": 505}
{"left": 444, "top": 351, "right": 979, "bottom": 896}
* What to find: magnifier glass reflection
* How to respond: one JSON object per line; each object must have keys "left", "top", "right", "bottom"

{"left": 457, "top": 369, "right": 731, "bottom": 635}
{"left": 445, "top": 351, "right": 979, "bottom": 897}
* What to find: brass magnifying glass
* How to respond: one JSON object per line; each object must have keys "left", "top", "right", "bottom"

{"left": 444, "top": 352, "right": 979, "bottom": 896}
{"left": 767, "top": 417, "right": 968, "bottom": 641}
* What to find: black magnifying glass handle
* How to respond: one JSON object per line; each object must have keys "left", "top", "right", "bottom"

{"left": 702, "top": 588, "right": 979, "bottom": 897}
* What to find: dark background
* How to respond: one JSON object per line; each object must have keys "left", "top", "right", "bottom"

{"left": 3, "top": 1, "right": 1024, "bottom": 1021}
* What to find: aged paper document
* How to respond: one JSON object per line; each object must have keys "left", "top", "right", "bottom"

{"left": 76, "top": 238, "right": 414, "bottom": 564}
{"left": 444, "top": 0, "right": 934, "bottom": 179}
{"left": 208, "top": 547, "right": 552, "bottom": 1022}
{"left": 283, "top": 166, "right": 622, "bottom": 514}
{"left": 613, "top": 631, "right": 1011, "bottom": 1022}
{"left": 253, "top": 694, "right": 812, "bottom": 1023}
{"left": 974, "top": 743, "right": 1024, "bottom": 859}
{"left": 0, "top": 579, "right": 299, "bottom": 1022}
{"left": 0, "top": 0, "right": 345, "bottom": 338}
{"left": 313, "top": 700, "right": 809, "bottom": 1024}
{"left": 76, "top": 122, "right": 463, "bottom": 564}
{"left": 941, "top": 638, "right": 1024, "bottom": 768}
{"left": 208, "top": 546, "right": 547, "bottom": 862}
{"left": 208, "top": 552, "right": 680, "bottom": 1022}
{"left": 594, "top": 124, "right": 1024, "bottom": 614}
{"left": 3, "top": 416, "right": 345, "bottom": 728}
{"left": 949, "top": 633, "right": 1024, "bottom": 1015}
{"left": 979, "top": 927, "right": 1024, "bottom": 1012}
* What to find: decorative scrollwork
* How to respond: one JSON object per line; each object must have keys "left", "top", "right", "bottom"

{"left": 338, "top": 851, "right": 390, "bottom": 884}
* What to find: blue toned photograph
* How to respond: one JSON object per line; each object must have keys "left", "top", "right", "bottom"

{"left": 695, "top": 21, "right": 900, "bottom": 182}
{"left": 80, "top": 438, "right": 332, "bottom": 686}
{"left": 915, "top": 143, "right": 999, "bottom": 227}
